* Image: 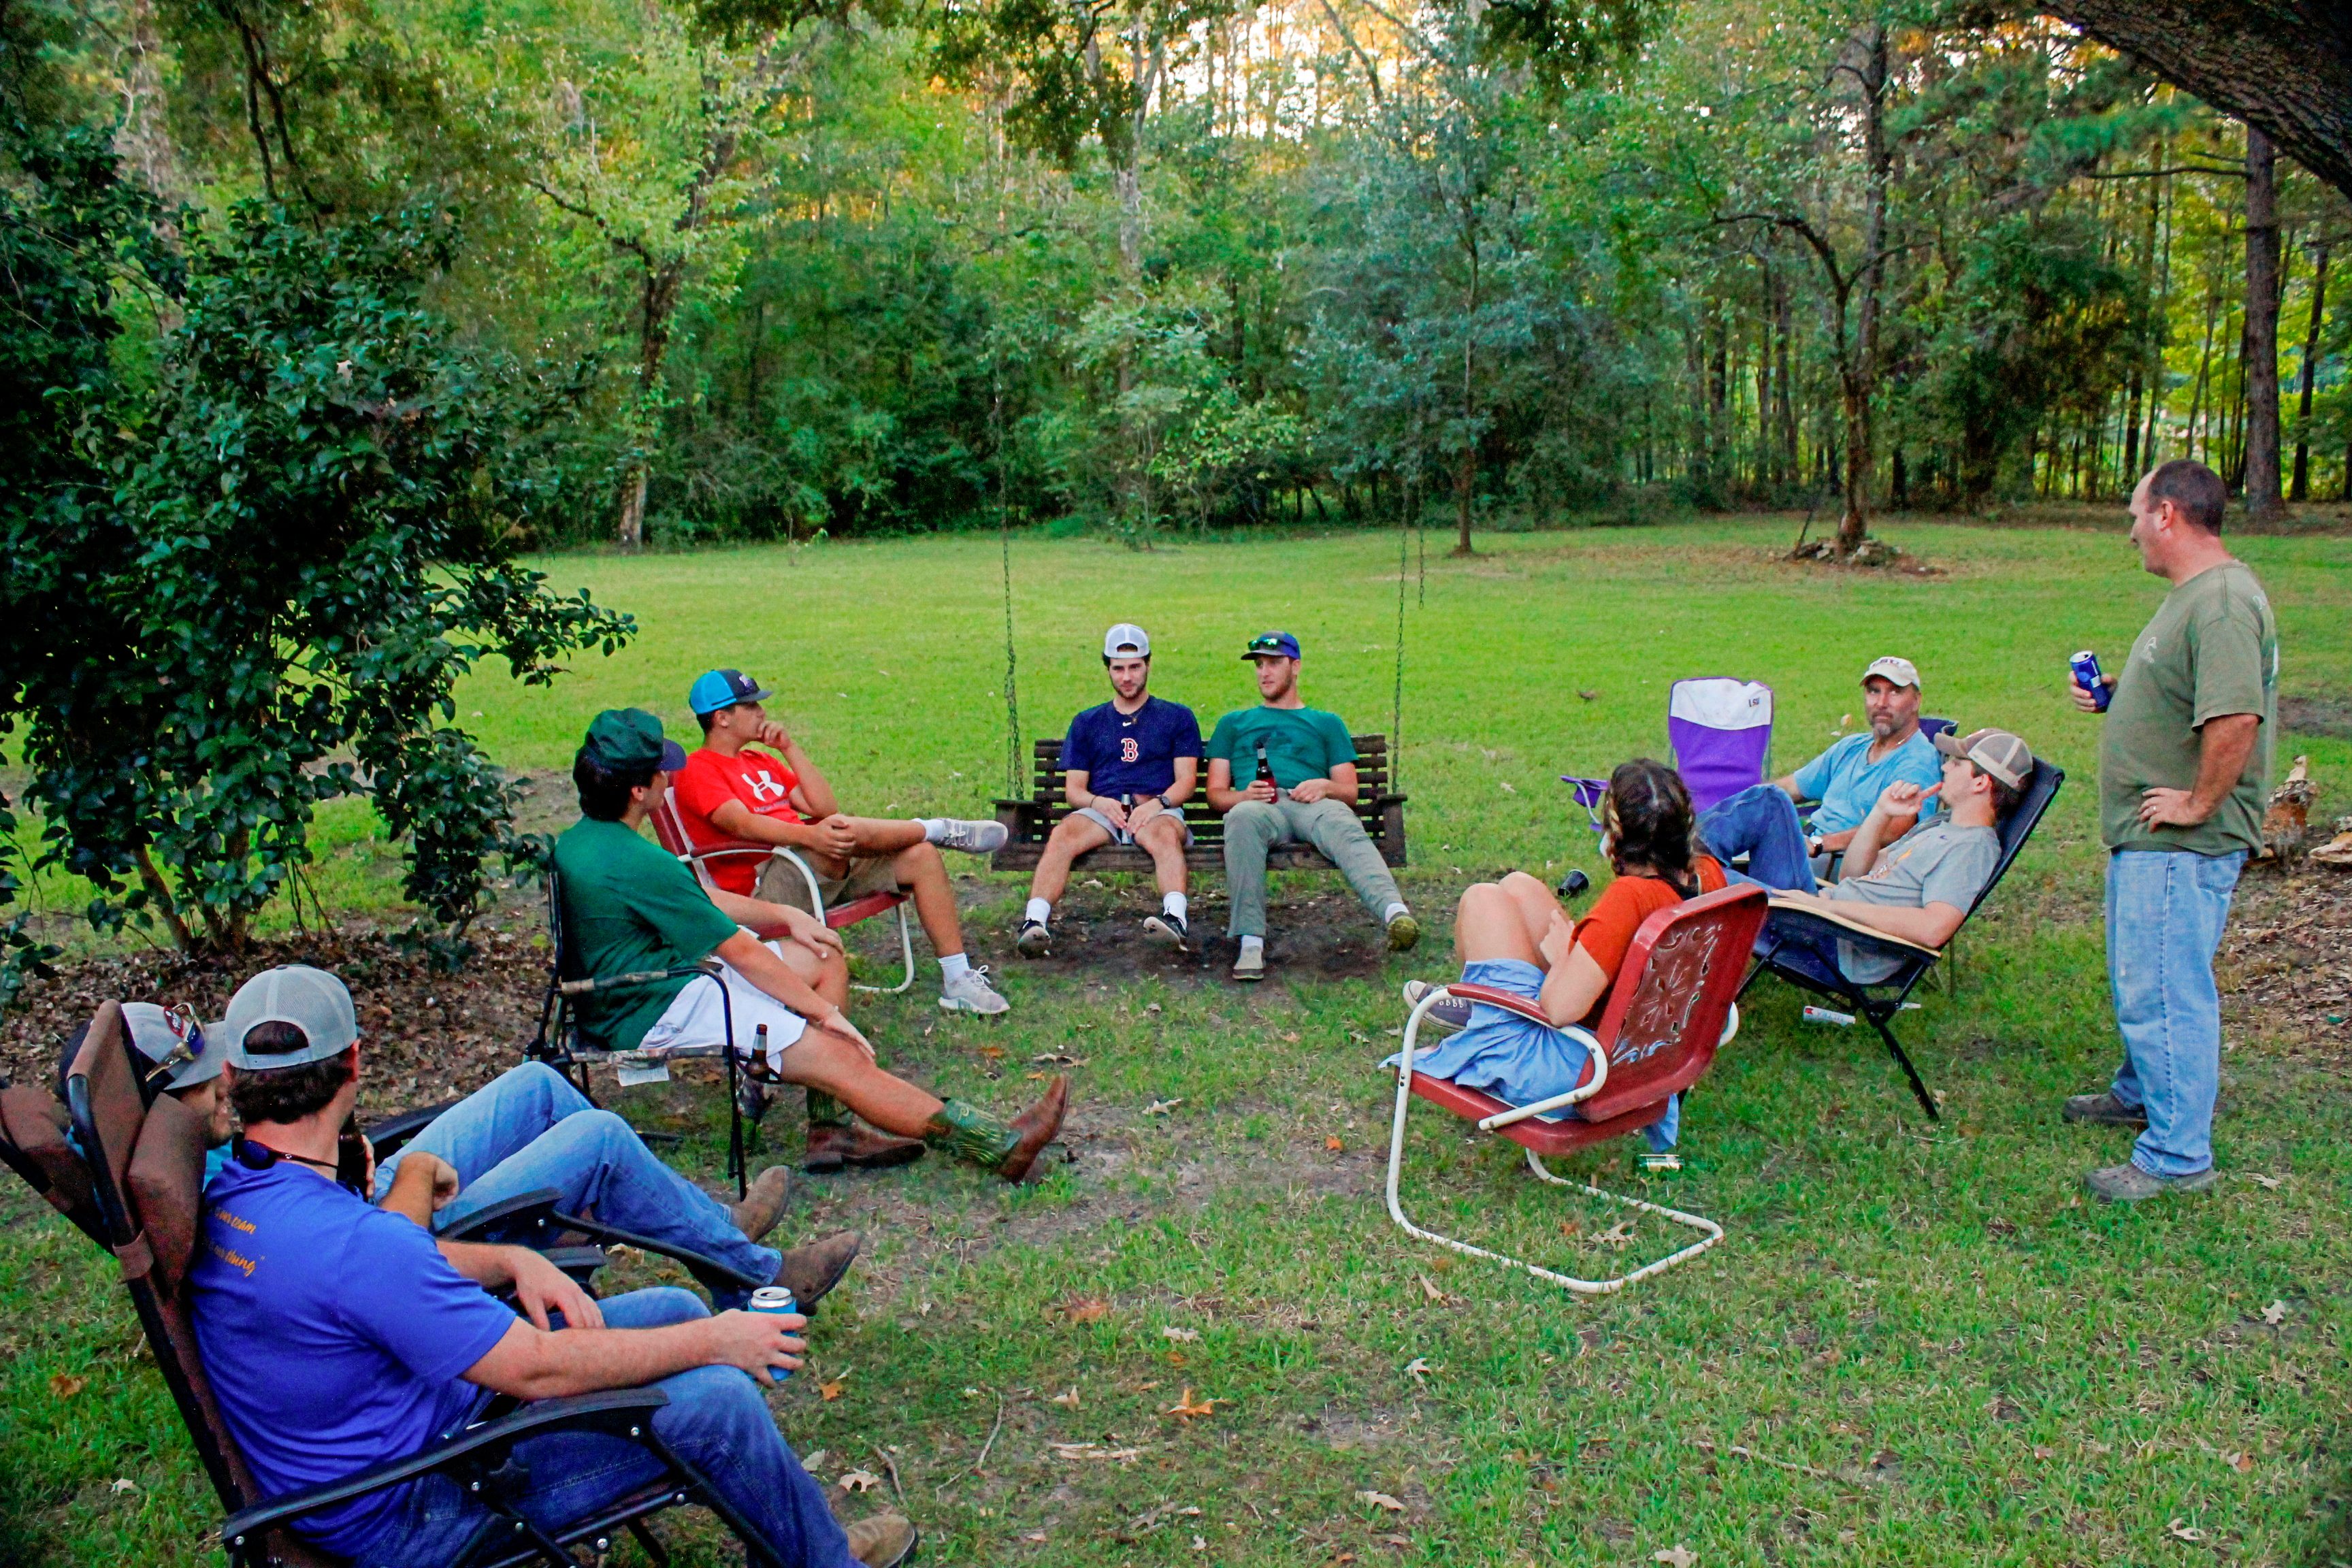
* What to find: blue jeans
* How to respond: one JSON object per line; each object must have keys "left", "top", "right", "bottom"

{"left": 346, "top": 1288, "right": 852, "bottom": 1568}
{"left": 2106, "top": 848, "right": 2245, "bottom": 1178}
{"left": 374, "top": 1063, "right": 779, "bottom": 1306}
{"left": 1696, "top": 784, "right": 1818, "bottom": 894}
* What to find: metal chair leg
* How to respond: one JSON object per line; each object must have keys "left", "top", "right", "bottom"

{"left": 851, "top": 902, "right": 919, "bottom": 996}
{"left": 1870, "top": 1010, "right": 1940, "bottom": 1119}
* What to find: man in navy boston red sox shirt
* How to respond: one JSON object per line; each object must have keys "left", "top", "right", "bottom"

{"left": 1017, "top": 623, "right": 1203, "bottom": 954}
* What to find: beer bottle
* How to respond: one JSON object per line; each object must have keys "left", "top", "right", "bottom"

{"left": 1254, "top": 742, "right": 1275, "bottom": 787}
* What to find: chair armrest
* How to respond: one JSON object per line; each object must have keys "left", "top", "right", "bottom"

{"left": 222, "top": 1389, "right": 670, "bottom": 1543}
{"left": 559, "top": 962, "right": 717, "bottom": 998}
{"left": 1765, "top": 898, "right": 1943, "bottom": 960}
{"left": 436, "top": 1187, "right": 564, "bottom": 1244}
{"left": 1442, "top": 982, "right": 1556, "bottom": 1026}
{"left": 362, "top": 1099, "right": 461, "bottom": 1160}
{"left": 551, "top": 1209, "right": 767, "bottom": 1292}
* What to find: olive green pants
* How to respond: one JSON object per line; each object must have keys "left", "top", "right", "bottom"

{"left": 1220, "top": 798, "right": 1400, "bottom": 938}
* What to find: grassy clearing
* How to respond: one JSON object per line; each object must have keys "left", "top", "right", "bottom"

{"left": 3, "top": 514, "right": 2350, "bottom": 1567}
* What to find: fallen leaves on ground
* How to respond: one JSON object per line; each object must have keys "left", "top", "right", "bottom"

{"left": 2166, "top": 1519, "right": 2206, "bottom": 1542}
{"left": 837, "top": 1469, "right": 881, "bottom": 1494}
{"left": 1164, "top": 1387, "right": 1226, "bottom": 1418}
{"left": 1403, "top": 1357, "right": 1436, "bottom": 1383}
{"left": 2261, "top": 1300, "right": 2288, "bottom": 1325}
{"left": 2223, "top": 1450, "right": 2255, "bottom": 1473}
{"left": 1048, "top": 1441, "right": 1145, "bottom": 1463}
{"left": 818, "top": 1373, "right": 848, "bottom": 1401}
{"left": 1418, "top": 1275, "right": 1444, "bottom": 1302}
{"left": 1162, "top": 1325, "right": 1200, "bottom": 1342}
{"left": 1020, "top": 1531, "right": 1049, "bottom": 1542}
{"left": 978, "top": 1045, "right": 1005, "bottom": 1061}
{"left": 1653, "top": 1545, "right": 1699, "bottom": 1568}
{"left": 1326, "top": 1135, "right": 1345, "bottom": 1151}
{"left": 109, "top": 1478, "right": 136, "bottom": 1493}
{"left": 1050, "top": 1387, "right": 1081, "bottom": 1407}
{"left": 1356, "top": 1490, "right": 1405, "bottom": 1512}
{"left": 48, "top": 1373, "right": 86, "bottom": 1398}
{"left": 1595, "top": 1220, "right": 1638, "bottom": 1248}
{"left": 2248, "top": 1173, "right": 2284, "bottom": 1190}
{"left": 1062, "top": 1296, "right": 1109, "bottom": 1323}
{"left": 1145, "top": 1098, "right": 1184, "bottom": 1116}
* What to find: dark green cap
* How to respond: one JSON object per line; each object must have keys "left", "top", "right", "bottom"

{"left": 584, "top": 708, "right": 687, "bottom": 772}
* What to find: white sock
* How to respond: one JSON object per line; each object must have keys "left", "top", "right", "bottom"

{"left": 1239, "top": 934, "right": 1264, "bottom": 956}
{"left": 1163, "top": 892, "right": 1188, "bottom": 921}
{"left": 1383, "top": 902, "right": 1410, "bottom": 924}
{"left": 919, "top": 818, "right": 947, "bottom": 843}
{"left": 939, "top": 951, "right": 972, "bottom": 984}
{"left": 1025, "top": 897, "right": 1052, "bottom": 926}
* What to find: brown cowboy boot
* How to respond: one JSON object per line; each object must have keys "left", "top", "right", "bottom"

{"left": 728, "top": 1165, "right": 792, "bottom": 1244}
{"left": 770, "top": 1230, "right": 862, "bottom": 1309}
{"left": 805, "top": 1089, "right": 925, "bottom": 1173}
{"left": 921, "top": 1075, "right": 1069, "bottom": 1182}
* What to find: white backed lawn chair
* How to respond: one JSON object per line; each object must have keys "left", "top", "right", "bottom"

{"left": 1384, "top": 883, "right": 1768, "bottom": 1295}
{"left": 649, "top": 783, "right": 915, "bottom": 995}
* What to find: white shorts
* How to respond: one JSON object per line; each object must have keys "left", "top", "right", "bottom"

{"left": 638, "top": 938, "right": 808, "bottom": 1073}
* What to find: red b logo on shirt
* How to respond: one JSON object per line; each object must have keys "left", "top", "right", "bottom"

{"left": 1120, "top": 738, "right": 1140, "bottom": 764}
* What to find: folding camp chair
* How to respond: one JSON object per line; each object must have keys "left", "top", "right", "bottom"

{"left": 649, "top": 783, "right": 916, "bottom": 995}
{"left": 527, "top": 872, "right": 755, "bottom": 1198}
{"left": 1384, "top": 883, "right": 1768, "bottom": 1295}
{"left": 1739, "top": 757, "right": 2065, "bottom": 1118}
{"left": 0, "top": 1077, "right": 107, "bottom": 1243}
{"left": 1561, "top": 676, "right": 1774, "bottom": 827}
{"left": 56, "top": 1002, "right": 781, "bottom": 1568}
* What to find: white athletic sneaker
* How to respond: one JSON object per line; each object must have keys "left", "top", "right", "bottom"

{"left": 938, "top": 965, "right": 1011, "bottom": 1015}
{"left": 1230, "top": 943, "right": 1266, "bottom": 982}
{"left": 930, "top": 819, "right": 1010, "bottom": 855}
{"left": 1142, "top": 911, "right": 1190, "bottom": 951}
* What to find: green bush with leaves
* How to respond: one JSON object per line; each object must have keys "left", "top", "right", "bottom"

{"left": 0, "top": 134, "right": 632, "bottom": 955}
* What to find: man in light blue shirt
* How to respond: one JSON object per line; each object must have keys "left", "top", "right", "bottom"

{"left": 1699, "top": 655, "right": 1944, "bottom": 881}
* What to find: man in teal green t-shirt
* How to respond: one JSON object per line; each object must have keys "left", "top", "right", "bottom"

{"left": 1205, "top": 632, "right": 1418, "bottom": 981}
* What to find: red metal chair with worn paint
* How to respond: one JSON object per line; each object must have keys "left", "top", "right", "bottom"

{"left": 1383, "top": 883, "right": 1767, "bottom": 1294}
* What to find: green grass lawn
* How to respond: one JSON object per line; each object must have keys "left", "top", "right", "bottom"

{"left": 4, "top": 515, "right": 2350, "bottom": 1567}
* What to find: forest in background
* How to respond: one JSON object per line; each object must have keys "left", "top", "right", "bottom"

{"left": 7, "top": 0, "right": 2352, "bottom": 559}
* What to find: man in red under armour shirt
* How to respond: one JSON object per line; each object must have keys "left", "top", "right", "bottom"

{"left": 671, "top": 668, "right": 1012, "bottom": 1023}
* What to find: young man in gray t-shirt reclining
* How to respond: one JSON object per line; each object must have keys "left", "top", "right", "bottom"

{"left": 1735, "top": 728, "right": 2033, "bottom": 981}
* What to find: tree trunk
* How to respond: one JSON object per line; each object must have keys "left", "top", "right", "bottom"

{"left": 1838, "top": 23, "right": 1891, "bottom": 557}
{"left": 2038, "top": 1, "right": 2352, "bottom": 204}
{"left": 1775, "top": 276, "right": 1798, "bottom": 481}
{"left": 2242, "top": 127, "right": 2285, "bottom": 517}
{"left": 2291, "top": 238, "right": 2329, "bottom": 501}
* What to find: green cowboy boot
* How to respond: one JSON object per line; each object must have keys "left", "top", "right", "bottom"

{"left": 922, "top": 1075, "right": 1069, "bottom": 1181}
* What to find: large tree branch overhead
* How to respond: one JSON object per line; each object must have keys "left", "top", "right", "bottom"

{"left": 2042, "top": 1, "right": 2352, "bottom": 199}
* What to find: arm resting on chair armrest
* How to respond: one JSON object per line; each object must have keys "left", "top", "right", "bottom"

{"left": 221, "top": 1389, "right": 671, "bottom": 1541}
{"left": 1765, "top": 897, "right": 1944, "bottom": 959}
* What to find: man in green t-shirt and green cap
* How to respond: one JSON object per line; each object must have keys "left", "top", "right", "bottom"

{"left": 552, "top": 709, "right": 1068, "bottom": 1183}
{"left": 1205, "top": 632, "right": 1418, "bottom": 981}
{"left": 2062, "top": 459, "right": 2277, "bottom": 1204}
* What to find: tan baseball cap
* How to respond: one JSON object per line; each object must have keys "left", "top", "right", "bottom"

{"left": 1933, "top": 727, "right": 2033, "bottom": 789}
{"left": 1862, "top": 655, "right": 1920, "bottom": 690}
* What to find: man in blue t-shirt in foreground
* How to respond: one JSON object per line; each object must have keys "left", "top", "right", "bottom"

{"left": 189, "top": 965, "right": 916, "bottom": 1567}
{"left": 1018, "top": 623, "right": 1203, "bottom": 956}
{"left": 1697, "top": 655, "right": 1945, "bottom": 882}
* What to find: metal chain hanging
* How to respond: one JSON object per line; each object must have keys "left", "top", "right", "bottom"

{"left": 1392, "top": 471, "right": 1409, "bottom": 796}
{"left": 994, "top": 347, "right": 1021, "bottom": 797}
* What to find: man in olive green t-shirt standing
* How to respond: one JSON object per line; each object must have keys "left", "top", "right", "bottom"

{"left": 2063, "top": 460, "right": 2277, "bottom": 1203}
{"left": 1205, "top": 631, "right": 1419, "bottom": 981}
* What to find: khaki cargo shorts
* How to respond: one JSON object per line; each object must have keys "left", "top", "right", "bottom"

{"left": 755, "top": 850, "right": 903, "bottom": 916}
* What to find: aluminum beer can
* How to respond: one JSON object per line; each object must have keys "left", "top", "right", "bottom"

{"left": 748, "top": 1286, "right": 797, "bottom": 1379}
{"left": 2070, "top": 649, "right": 2111, "bottom": 711}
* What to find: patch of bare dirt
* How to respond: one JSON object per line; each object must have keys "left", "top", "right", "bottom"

{"left": 2219, "top": 863, "right": 2352, "bottom": 1058}
{"left": 0, "top": 916, "right": 552, "bottom": 1116}
{"left": 986, "top": 879, "right": 1395, "bottom": 985}
{"left": 2281, "top": 694, "right": 2352, "bottom": 742}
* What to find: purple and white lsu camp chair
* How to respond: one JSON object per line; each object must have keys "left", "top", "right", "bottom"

{"left": 1666, "top": 677, "right": 1774, "bottom": 811}
{"left": 1561, "top": 676, "right": 1775, "bottom": 822}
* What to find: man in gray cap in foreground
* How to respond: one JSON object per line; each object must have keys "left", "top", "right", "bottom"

{"left": 188, "top": 963, "right": 917, "bottom": 1567}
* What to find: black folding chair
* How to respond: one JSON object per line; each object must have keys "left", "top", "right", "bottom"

{"left": 59, "top": 1002, "right": 781, "bottom": 1568}
{"left": 526, "top": 873, "right": 754, "bottom": 1199}
{"left": 1738, "top": 759, "right": 2065, "bottom": 1118}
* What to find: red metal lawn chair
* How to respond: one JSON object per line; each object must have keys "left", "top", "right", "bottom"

{"left": 649, "top": 779, "right": 915, "bottom": 994}
{"left": 1383, "top": 883, "right": 1767, "bottom": 1295}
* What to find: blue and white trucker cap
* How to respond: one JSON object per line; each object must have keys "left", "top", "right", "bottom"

{"left": 222, "top": 965, "right": 360, "bottom": 1069}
